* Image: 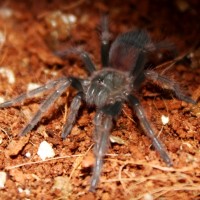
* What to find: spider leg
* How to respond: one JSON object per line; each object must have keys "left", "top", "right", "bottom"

{"left": 61, "top": 77, "right": 85, "bottom": 139}
{"left": 128, "top": 95, "right": 173, "bottom": 167}
{"left": 153, "top": 40, "right": 177, "bottom": 55}
{"left": 0, "top": 77, "right": 67, "bottom": 108}
{"left": 131, "top": 53, "right": 146, "bottom": 90}
{"left": 90, "top": 101, "right": 122, "bottom": 192}
{"left": 101, "top": 15, "right": 110, "bottom": 67}
{"left": 144, "top": 70, "right": 196, "bottom": 104}
{"left": 55, "top": 48, "right": 96, "bottom": 74}
{"left": 90, "top": 113, "right": 112, "bottom": 192}
{"left": 93, "top": 101, "right": 122, "bottom": 151}
{"left": 61, "top": 92, "right": 83, "bottom": 139}
{"left": 19, "top": 78, "right": 72, "bottom": 136}
{"left": 77, "top": 50, "right": 96, "bottom": 74}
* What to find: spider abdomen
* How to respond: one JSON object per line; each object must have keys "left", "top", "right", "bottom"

{"left": 85, "top": 68, "right": 133, "bottom": 107}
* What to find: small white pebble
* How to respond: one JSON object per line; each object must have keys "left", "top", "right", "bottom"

{"left": 143, "top": 193, "right": 154, "bottom": 200}
{"left": 182, "top": 142, "right": 193, "bottom": 149}
{"left": 62, "top": 14, "right": 77, "bottom": 24}
{"left": 110, "top": 135, "right": 126, "bottom": 145}
{"left": 0, "top": 96, "right": 5, "bottom": 104}
{"left": 24, "top": 188, "right": 31, "bottom": 195}
{"left": 43, "top": 69, "right": 58, "bottom": 76}
{"left": 0, "top": 67, "right": 15, "bottom": 84}
{"left": 18, "top": 187, "right": 23, "bottom": 193}
{"left": 18, "top": 187, "right": 31, "bottom": 195}
{"left": 0, "top": 8, "right": 13, "bottom": 18}
{"left": 161, "top": 115, "right": 169, "bottom": 125}
{"left": 0, "top": 136, "right": 2, "bottom": 145}
{"left": 27, "top": 83, "right": 41, "bottom": 91}
{"left": 25, "top": 152, "right": 31, "bottom": 158}
{"left": 37, "top": 141, "right": 55, "bottom": 161}
{"left": 0, "top": 31, "right": 6, "bottom": 45}
{"left": 0, "top": 171, "right": 6, "bottom": 189}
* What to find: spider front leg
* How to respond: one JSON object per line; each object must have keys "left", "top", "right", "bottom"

{"left": 128, "top": 95, "right": 173, "bottom": 166}
{"left": 61, "top": 91, "right": 83, "bottom": 139}
{"left": 0, "top": 77, "right": 68, "bottom": 108}
{"left": 55, "top": 48, "right": 96, "bottom": 74}
{"left": 90, "top": 101, "right": 122, "bottom": 192}
{"left": 0, "top": 77, "right": 72, "bottom": 136}
{"left": 19, "top": 78, "right": 72, "bottom": 136}
{"left": 144, "top": 70, "right": 196, "bottom": 104}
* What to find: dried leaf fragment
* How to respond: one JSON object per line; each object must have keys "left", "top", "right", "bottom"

{"left": 110, "top": 135, "right": 126, "bottom": 145}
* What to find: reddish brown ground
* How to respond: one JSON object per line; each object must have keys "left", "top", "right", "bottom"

{"left": 0, "top": 0, "right": 199, "bottom": 199}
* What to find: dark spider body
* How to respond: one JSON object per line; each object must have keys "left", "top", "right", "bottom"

{"left": 85, "top": 69, "right": 133, "bottom": 106}
{"left": 0, "top": 18, "right": 196, "bottom": 191}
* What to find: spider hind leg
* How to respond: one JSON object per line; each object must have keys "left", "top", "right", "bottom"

{"left": 128, "top": 95, "right": 173, "bottom": 167}
{"left": 90, "top": 101, "right": 122, "bottom": 191}
{"left": 144, "top": 70, "right": 196, "bottom": 104}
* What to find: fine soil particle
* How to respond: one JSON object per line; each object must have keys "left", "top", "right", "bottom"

{"left": 0, "top": 1, "right": 199, "bottom": 200}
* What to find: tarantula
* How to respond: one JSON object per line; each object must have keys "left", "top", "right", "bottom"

{"left": 0, "top": 18, "right": 195, "bottom": 191}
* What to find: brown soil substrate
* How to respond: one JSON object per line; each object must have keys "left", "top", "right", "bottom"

{"left": 0, "top": 1, "right": 199, "bottom": 199}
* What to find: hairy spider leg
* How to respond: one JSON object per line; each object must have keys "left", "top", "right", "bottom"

{"left": 0, "top": 77, "right": 68, "bottom": 108}
{"left": 20, "top": 78, "right": 72, "bottom": 136}
{"left": 90, "top": 115, "right": 112, "bottom": 192}
{"left": 94, "top": 101, "right": 122, "bottom": 151}
{"left": 144, "top": 70, "right": 196, "bottom": 104}
{"left": 78, "top": 51, "right": 96, "bottom": 73}
{"left": 59, "top": 16, "right": 111, "bottom": 70}
{"left": 131, "top": 52, "right": 146, "bottom": 89}
{"left": 61, "top": 91, "right": 83, "bottom": 139}
{"left": 100, "top": 15, "right": 110, "bottom": 67}
{"left": 53, "top": 51, "right": 97, "bottom": 138}
{"left": 90, "top": 101, "right": 122, "bottom": 191}
{"left": 55, "top": 48, "right": 96, "bottom": 74}
{"left": 128, "top": 95, "right": 173, "bottom": 167}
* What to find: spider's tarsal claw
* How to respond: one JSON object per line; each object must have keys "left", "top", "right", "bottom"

{"left": 0, "top": 101, "right": 13, "bottom": 108}
{"left": 167, "top": 159, "right": 173, "bottom": 167}
{"left": 182, "top": 97, "right": 196, "bottom": 105}
{"left": 61, "top": 124, "right": 73, "bottom": 139}
{"left": 61, "top": 92, "right": 83, "bottom": 140}
{"left": 152, "top": 138, "right": 173, "bottom": 166}
{"left": 89, "top": 180, "right": 98, "bottom": 193}
{"left": 159, "top": 149, "right": 173, "bottom": 167}
{"left": 19, "top": 124, "right": 33, "bottom": 137}
{"left": 89, "top": 177, "right": 97, "bottom": 192}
